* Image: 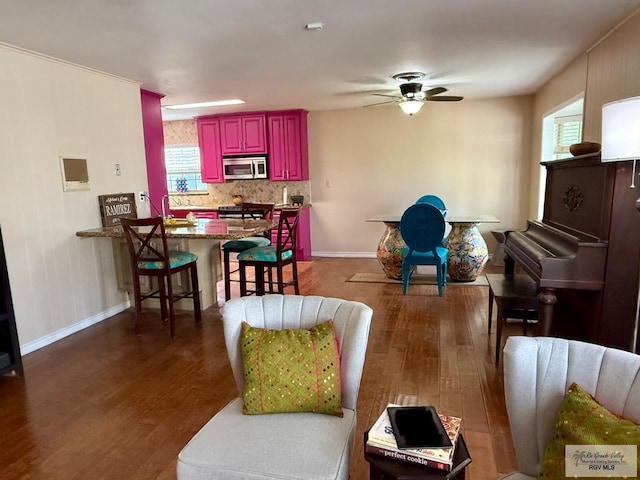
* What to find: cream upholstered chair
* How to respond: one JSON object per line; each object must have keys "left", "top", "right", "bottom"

{"left": 177, "top": 294, "right": 373, "bottom": 480}
{"left": 502, "top": 336, "right": 640, "bottom": 480}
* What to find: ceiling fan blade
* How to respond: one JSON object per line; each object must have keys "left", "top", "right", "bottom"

{"left": 364, "top": 100, "right": 397, "bottom": 107}
{"left": 424, "top": 87, "right": 448, "bottom": 97}
{"left": 426, "top": 95, "right": 464, "bottom": 102}
{"left": 372, "top": 93, "right": 402, "bottom": 99}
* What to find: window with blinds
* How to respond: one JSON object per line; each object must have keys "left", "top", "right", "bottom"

{"left": 553, "top": 115, "right": 583, "bottom": 159}
{"left": 164, "top": 146, "right": 207, "bottom": 193}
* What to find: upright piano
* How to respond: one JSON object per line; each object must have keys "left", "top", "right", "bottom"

{"left": 504, "top": 153, "right": 640, "bottom": 353}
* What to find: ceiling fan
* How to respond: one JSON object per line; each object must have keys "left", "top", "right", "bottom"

{"left": 366, "top": 72, "right": 463, "bottom": 115}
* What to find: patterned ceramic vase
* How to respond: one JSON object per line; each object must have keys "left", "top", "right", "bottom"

{"left": 376, "top": 222, "right": 405, "bottom": 280}
{"left": 444, "top": 223, "right": 488, "bottom": 281}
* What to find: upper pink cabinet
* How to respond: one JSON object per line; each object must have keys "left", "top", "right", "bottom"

{"left": 219, "top": 113, "right": 267, "bottom": 155}
{"left": 197, "top": 118, "right": 224, "bottom": 183}
{"left": 267, "top": 110, "right": 309, "bottom": 182}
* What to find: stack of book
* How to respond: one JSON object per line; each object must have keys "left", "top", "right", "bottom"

{"left": 365, "top": 404, "right": 466, "bottom": 473}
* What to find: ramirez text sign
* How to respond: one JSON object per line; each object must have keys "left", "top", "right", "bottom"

{"left": 98, "top": 193, "right": 137, "bottom": 227}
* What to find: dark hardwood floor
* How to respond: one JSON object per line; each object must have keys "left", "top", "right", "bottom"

{"left": 0, "top": 257, "right": 523, "bottom": 480}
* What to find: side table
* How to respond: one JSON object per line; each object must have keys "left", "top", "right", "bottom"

{"left": 364, "top": 433, "right": 471, "bottom": 480}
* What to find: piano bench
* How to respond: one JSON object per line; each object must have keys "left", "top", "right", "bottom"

{"left": 486, "top": 274, "right": 539, "bottom": 363}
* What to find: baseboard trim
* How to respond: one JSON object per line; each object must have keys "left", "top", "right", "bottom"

{"left": 21, "top": 301, "right": 130, "bottom": 355}
{"left": 312, "top": 251, "right": 377, "bottom": 258}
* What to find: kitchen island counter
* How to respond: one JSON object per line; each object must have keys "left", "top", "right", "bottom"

{"left": 76, "top": 218, "right": 275, "bottom": 240}
{"left": 76, "top": 218, "right": 276, "bottom": 309}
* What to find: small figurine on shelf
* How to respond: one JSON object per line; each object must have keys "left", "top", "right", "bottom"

{"left": 176, "top": 177, "right": 189, "bottom": 193}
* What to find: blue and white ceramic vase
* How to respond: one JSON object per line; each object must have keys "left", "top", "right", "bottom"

{"left": 377, "top": 222, "right": 404, "bottom": 280}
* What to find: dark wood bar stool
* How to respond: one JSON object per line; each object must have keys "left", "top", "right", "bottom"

{"left": 238, "top": 209, "right": 301, "bottom": 296}
{"left": 222, "top": 203, "right": 275, "bottom": 301}
{"left": 486, "top": 273, "right": 539, "bottom": 362}
{"left": 120, "top": 217, "right": 201, "bottom": 338}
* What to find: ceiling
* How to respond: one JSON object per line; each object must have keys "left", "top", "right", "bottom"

{"left": 1, "top": 0, "right": 639, "bottom": 121}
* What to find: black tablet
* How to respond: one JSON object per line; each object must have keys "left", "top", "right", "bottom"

{"left": 386, "top": 406, "right": 453, "bottom": 449}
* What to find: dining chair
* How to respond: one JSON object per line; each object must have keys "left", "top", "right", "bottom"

{"left": 416, "top": 195, "right": 448, "bottom": 246}
{"left": 399, "top": 203, "right": 448, "bottom": 296}
{"left": 120, "top": 217, "right": 201, "bottom": 337}
{"left": 222, "top": 202, "right": 275, "bottom": 301}
{"left": 237, "top": 208, "right": 300, "bottom": 296}
{"left": 177, "top": 294, "right": 373, "bottom": 480}
{"left": 416, "top": 194, "right": 447, "bottom": 214}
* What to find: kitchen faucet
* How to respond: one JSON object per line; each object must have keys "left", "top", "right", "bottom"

{"left": 161, "top": 194, "right": 172, "bottom": 219}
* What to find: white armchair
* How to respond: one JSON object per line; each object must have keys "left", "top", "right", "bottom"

{"left": 502, "top": 336, "right": 640, "bottom": 480}
{"left": 177, "top": 294, "right": 373, "bottom": 480}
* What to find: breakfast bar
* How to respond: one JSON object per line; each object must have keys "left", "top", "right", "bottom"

{"left": 76, "top": 218, "right": 275, "bottom": 309}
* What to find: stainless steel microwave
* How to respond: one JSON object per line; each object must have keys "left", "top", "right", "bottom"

{"left": 223, "top": 156, "right": 268, "bottom": 180}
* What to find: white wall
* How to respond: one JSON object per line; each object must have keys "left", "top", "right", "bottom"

{"left": 529, "top": 54, "right": 588, "bottom": 218}
{"left": 307, "top": 96, "right": 533, "bottom": 255}
{"left": 0, "top": 44, "right": 149, "bottom": 350}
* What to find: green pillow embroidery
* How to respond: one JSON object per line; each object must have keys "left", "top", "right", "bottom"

{"left": 240, "top": 320, "right": 343, "bottom": 416}
{"left": 538, "top": 382, "right": 640, "bottom": 479}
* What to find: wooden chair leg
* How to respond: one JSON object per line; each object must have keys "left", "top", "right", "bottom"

{"left": 223, "top": 249, "right": 232, "bottom": 301}
{"left": 292, "top": 262, "right": 299, "bottom": 294}
{"left": 267, "top": 267, "right": 274, "bottom": 293}
{"left": 255, "top": 265, "right": 266, "bottom": 296}
{"left": 158, "top": 277, "right": 168, "bottom": 322}
{"left": 495, "top": 303, "right": 504, "bottom": 363}
{"left": 488, "top": 289, "right": 494, "bottom": 334}
{"left": 166, "top": 273, "right": 176, "bottom": 339}
{"left": 239, "top": 262, "right": 247, "bottom": 297}
{"left": 190, "top": 263, "right": 202, "bottom": 324}
{"left": 132, "top": 275, "right": 143, "bottom": 335}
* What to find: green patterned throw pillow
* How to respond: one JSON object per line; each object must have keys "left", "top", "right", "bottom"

{"left": 538, "top": 382, "right": 640, "bottom": 479}
{"left": 240, "top": 320, "right": 343, "bottom": 416}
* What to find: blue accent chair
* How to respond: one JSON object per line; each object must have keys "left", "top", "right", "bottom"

{"left": 416, "top": 195, "right": 448, "bottom": 246}
{"left": 416, "top": 195, "right": 446, "bottom": 215}
{"left": 400, "top": 203, "right": 448, "bottom": 296}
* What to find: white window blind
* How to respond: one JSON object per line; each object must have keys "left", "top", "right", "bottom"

{"left": 553, "top": 114, "right": 583, "bottom": 158}
{"left": 164, "top": 146, "right": 207, "bottom": 193}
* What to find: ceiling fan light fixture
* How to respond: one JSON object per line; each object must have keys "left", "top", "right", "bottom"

{"left": 399, "top": 100, "right": 423, "bottom": 116}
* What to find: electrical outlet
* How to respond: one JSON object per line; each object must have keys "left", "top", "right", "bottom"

{"left": 114, "top": 163, "right": 121, "bottom": 176}
{"left": 325, "top": 179, "right": 332, "bottom": 188}
{"left": 138, "top": 191, "right": 148, "bottom": 202}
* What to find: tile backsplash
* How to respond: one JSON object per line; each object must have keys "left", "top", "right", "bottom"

{"left": 169, "top": 180, "right": 311, "bottom": 207}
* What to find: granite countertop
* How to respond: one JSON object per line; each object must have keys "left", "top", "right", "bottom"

{"left": 76, "top": 218, "right": 276, "bottom": 240}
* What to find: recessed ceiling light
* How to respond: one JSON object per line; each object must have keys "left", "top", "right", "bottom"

{"left": 305, "top": 22, "right": 323, "bottom": 31}
{"left": 164, "top": 99, "right": 245, "bottom": 110}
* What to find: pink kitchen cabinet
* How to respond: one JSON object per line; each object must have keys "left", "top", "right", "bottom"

{"left": 267, "top": 110, "right": 309, "bottom": 182}
{"left": 219, "top": 113, "right": 267, "bottom": 155}
{"left": 197, "top": 118, "right": 224, "bottom": 183}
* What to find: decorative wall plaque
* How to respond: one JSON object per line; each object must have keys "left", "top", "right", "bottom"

{"left": 98, "top": 193, "right": 137, "bottom": 227}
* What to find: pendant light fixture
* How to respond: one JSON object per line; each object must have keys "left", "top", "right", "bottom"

{"left": 399, "top": 99, "right": 424, "bottom": 116}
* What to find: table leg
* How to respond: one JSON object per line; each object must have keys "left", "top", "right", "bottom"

{"left": 376, "top": 221, "right": 404, "bottom": 280}
{"left": 445, "top": 222, "right": 488, "bottom": 282}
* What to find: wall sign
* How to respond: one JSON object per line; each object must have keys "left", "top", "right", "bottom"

{"left": 98, "top": 193, "right": 137, "bottom": 227}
